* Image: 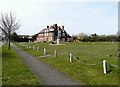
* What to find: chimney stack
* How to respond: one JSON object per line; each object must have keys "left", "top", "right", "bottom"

{"left": 58, "top": 26, "right": 61, "bottom": 29}
{"left": 62, "top": 26, "right": 64, "bottom": 30}
{"left": 47, "top": 26, "right": 49, "bottom": 28}
{"left": 54, "top": 24, "right": 58, "bottom": 29}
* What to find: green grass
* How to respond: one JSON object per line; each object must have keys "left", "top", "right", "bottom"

{"left": 15, "top": 42, "right": 119, "bottom": 85}
{"left": 2, "top": 44, "right": 41, "bottom": 85}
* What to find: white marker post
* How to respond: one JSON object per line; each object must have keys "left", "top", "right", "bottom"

{"left": 33, "top": 46, "right": 35, "bottom": 50}
{"left": 57, "top": 39, "right": 60, "bottom": 45}
{"left": 44, "top": 48, "right": 46, "bottom": 55}
{"left": 103, "top": 60, "right": 107, "bottom": 74}
{"left": 54, "top": 50, "right": 57, "bottom": 58}
{"left": 70, "top": 53, "right": 72, "bottom": 63}
{"left": 27, "top": 45, "right": 28, "bottom": 48}
{"left": 37, "top": 47, "right": 39, "bottom": 52}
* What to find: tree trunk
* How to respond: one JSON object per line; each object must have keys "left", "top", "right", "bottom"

{"left": 8, "top": 39, "right": 10, "bottom": 50}
{"left": 8, "top": 31, "right": 10, "bottom": 50}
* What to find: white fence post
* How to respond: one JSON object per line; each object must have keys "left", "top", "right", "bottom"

{"left": 37, "top": 47, "right": 39, "bottom": 52}
{"left": 33, "top": 46, "right": 35, "bottom": 50}
{"left": 103, "top": 60, "right": 107, "bottom": 74}
{"left": 54, "top": 50, "right": 57, "bottom": 58}
{"left": 26, "top": 45, "right": 28, "bottom": 48}
{"left": 57, "top": 39, "right": 60, "bottom": 45}
{"left": 27, "top": 45, "right": 28, "bottom": 48}
{"left": 29, "top": 45, "right": 31, "bottom": 49}
{"left": 44, "top": 48, "right": 46, "bottom": 54}
{"left": 70, "top": 53, "right": 72, "bottom": 63}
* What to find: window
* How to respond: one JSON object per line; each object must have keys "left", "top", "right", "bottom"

{"left": 45, "top": 30, "right": 47, "bottom": 32}
{"left": 45, "top": 33, "right": 47, "bottom": 36}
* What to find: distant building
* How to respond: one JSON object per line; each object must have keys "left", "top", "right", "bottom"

{"left": 18, "top": 35, "right": 32, "bottom": 42}
{"left": 32, "top": 24, "right": 71, "bottom": 42}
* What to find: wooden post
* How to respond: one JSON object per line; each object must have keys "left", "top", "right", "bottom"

{"left": 57, "top": 39, "right": 60, "bottom": 45}
{"left": 27, "top": 45, "right": 28, "bottom": 48}
{"left": 26, "top": 45, "right": 28, "bottom": 48}
{"left": 44, "top": 48, "right": 46, "bottom": 54}
{"left": 103, "top": 60, "right": 107, "bottom": 74}
{"left": 70, "top": 53, "right": 72, "bottom": 63}
{"left": 33, "top": 46, "right": 35, "bottom": 50}
{"left": 37, "top": 47, "right": 39, "bottom": 52}
{"left": 54, "top": 50, "right": 57, "bottom": 58}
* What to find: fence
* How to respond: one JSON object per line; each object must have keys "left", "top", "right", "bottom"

{"left": 19, "top": 43, "right": 119, "bottom": 74}
{"left": 69, "top": 53, "right": 119, "bottom": 74}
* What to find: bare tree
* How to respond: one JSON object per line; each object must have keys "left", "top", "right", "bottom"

{"left": 0, "top": 12, "right": 20, "bottom": 50}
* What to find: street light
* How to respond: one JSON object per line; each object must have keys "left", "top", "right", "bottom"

{"left": 57, "top": 29, "right": 60, "bottom": 45}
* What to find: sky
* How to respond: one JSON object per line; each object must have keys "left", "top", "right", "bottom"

{"left": 0, "top": 0, "right": 119, "bottom": 36}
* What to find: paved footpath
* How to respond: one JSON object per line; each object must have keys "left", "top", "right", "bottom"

{"left": 11, "top": 43, "right": 81, "bottom": 85}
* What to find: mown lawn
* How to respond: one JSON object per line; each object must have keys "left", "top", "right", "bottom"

{"left": 15, "top": 42, "right": 119, "bottom": 85}
{"left": 2, "top": 44, "right": 41, "bottom": 85}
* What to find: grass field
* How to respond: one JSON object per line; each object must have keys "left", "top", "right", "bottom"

{"left": 15, "top": 42, "right": 119, "bottom": 85}
{"left": 2, "top": 44, "right": 41, "bottom": 85}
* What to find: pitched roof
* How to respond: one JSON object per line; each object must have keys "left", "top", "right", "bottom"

{"left": 32, "top": 24, "right": 69, "bottom": 37}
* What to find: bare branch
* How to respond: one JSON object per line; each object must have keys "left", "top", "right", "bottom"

{"left": 0, "top": 12, "right": 20, "bottom": 36}
{"left": 0, "top": 12, "right": 20, "bottom": 50}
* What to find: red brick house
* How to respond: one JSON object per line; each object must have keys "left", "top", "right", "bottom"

{"left": 32, "top": 24, "right": 71, "bottom": 42}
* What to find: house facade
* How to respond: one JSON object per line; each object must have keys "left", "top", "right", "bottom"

{"left": 32, "top": 24, "right": 71, "bottom": 42}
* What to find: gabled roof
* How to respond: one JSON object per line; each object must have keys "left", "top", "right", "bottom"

{"left": 32, "top": 24, "right": 70, "bottom": 37}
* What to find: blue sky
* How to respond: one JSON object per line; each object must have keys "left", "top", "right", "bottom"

{"left": 0, "top": 0, "right": 118, "bottom": 36}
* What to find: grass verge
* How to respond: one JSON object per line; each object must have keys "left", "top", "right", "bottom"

{"left": 15, "top": 42, "right": 119, "bottom": 85}
{"left": 2, "top": 44, "right": 41, "bottom": 85}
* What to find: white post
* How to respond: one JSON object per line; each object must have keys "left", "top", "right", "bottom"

{"left": 44, "top": 48, "right": 46, "bottom": 54}
{"left": 57, "top": 29, "right": 60, "bottom": 45}
{"left": 27, "top": 45, "right": 28, "bottom": 48}
{"left": 70, "top": 53, "right": 72, "bottom": 63}
{"left": 103, "top": 60, "right": 107, "bottom": 74}
{"left": 33, "top": 46, "right": 35, "bottom": 50}
{"left": 37, "top": 47, "right": 39, "bottom": 52}
{"left": 57, "top": 39, "right": 60, "bottom": 45}
{"left": 54, "top": 50, "right": 57, "bottom": 58}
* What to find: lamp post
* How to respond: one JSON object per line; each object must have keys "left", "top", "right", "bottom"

{"left": 57, "top": 29, "right": 60, "bottom": 45}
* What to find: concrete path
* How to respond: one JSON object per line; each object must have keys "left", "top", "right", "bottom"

{"left": 11, "top": 43, "right": 81, "bottom": 85}
{"left": 0, "top": 42, "right": 2, "bottom": 47}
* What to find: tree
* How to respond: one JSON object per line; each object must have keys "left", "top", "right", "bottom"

{"left": 0, "top": 12, "right": 20, "bottom": 50}
{"left": 77, "top": 33, "right": 86, "bottom": 41}
{"left": 91, "top": 33, "right": 98, "bottom": 42}
{"left": 10, "top": 32, "right": 20, "bottom": 42}
{"left": 71, "top": 35, "right": 77, "bottom": 42}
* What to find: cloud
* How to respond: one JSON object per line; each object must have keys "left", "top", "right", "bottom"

{"left": 0, "top": 0, "right": 118, "bottom": 35}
